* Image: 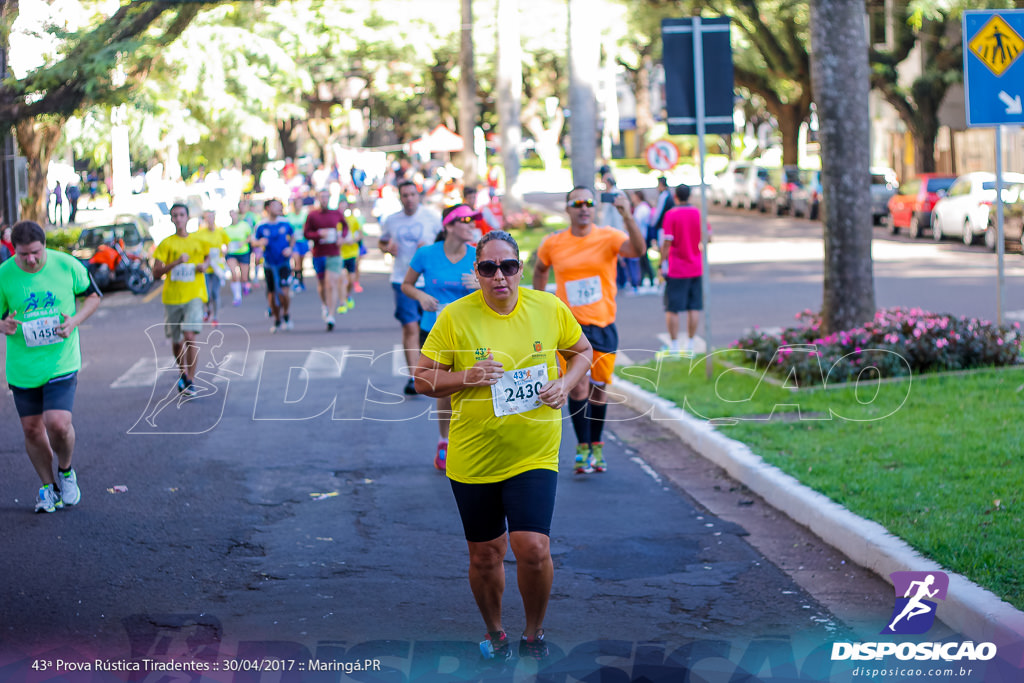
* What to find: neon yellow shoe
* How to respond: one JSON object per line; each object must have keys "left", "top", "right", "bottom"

{"left": 591, "top": 442, "right": 606, "bottom": 473}
{"left": 574, "top": 443, "right": 593, "bottom": 474}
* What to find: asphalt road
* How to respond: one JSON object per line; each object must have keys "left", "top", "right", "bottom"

{"left": 1, "top": 207, "right": 1013, "bottom": 681}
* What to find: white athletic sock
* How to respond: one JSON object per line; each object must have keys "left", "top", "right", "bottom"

{"left": 231, "top": 281, "right": 242, "bottom": 299}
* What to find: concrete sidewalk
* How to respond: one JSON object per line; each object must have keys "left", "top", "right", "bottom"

{"left": 610, "top": 376, "right": 1024, "bottom": 668}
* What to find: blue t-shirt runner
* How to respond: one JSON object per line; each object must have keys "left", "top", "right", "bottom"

{"left": 408, "top": 242, "right": 476, "bottom": 332}
{"left": 254, "top": 221, "right": 294, "bottom": 266}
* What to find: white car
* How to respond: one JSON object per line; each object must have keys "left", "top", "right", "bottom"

{"left": 710, "top": 161, "right": 753, "bottom": 207}
{"left": 112, "top": 193, "right": 203, "bottom": 245}
{"left": 932, "top": 171, "right": 1024, "bottom": 245}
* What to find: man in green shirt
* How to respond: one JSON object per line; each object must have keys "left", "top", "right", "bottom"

{"left": 0, "top": 221, "right": 102, "bottom": 513}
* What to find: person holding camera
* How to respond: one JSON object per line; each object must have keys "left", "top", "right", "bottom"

{"left": 532, "top": 186, "right": 645, "bottom": 476}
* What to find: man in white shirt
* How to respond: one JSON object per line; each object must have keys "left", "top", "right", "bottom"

{"left": 378, "top": 180, "right": 442, "bottom": 395}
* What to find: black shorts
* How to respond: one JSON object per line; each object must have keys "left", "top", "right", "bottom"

{"left": 10, "top": 372, "right": 78, "bottom": 417}
{"left": 264, "top": 264, "right": 292, "bottom": 294}
{"left": 579, "top": 322, "right": 618, "bottom": 354}
{"left": 449, "top": 469, "right": 558, "bottom": 543}
{"left": 664, "top": 276, "right": 703, "bottom": 313}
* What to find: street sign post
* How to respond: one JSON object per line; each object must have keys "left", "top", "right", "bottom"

{"left": 962, "top": 9, "right": 1024, "bottom": 325}
{"left": 662, "top": 17, "right": 734, "bottom": 378}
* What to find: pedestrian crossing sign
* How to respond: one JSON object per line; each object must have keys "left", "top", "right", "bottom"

{"left": 968, "top": 14, "right": 1023, "bottom": 77}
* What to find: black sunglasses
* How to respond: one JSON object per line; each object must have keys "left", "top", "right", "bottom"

{"left": 476, "top": 259, "right": 521, "bottom": 278}
{"left": 567, "top": 198, "right": 595, "bottom": 208}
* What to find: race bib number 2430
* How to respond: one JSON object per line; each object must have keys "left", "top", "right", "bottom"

{"left": 491, "top": 363, "right": 548, "bottom": 417}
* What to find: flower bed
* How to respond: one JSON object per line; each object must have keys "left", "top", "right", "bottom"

{"left": 731, "top": 307, "right": 1023, "bottom": 387}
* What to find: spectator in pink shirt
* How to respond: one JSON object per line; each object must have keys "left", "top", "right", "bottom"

{"left": 659, "top": 185, "right": 705, "bottom": 357}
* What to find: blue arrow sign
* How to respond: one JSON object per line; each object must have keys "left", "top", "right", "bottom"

{"left": 963, "top": 9, "right": 1024, "bottom": 127}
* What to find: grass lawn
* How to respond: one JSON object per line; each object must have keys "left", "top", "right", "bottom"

{"left": 619, "top": 351, "right": 1024, "bottom": 611}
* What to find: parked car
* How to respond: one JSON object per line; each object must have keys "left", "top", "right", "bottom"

{"left": 735, "top": 164, "right": 771, "bottom": 210}
{"left": 932, "top": 171, "right": 1024, "bottom": 245}
{"left": 710, "top": 161, "right": 753, "bottom": 207}
{"left": 758, "top": 166, "right": 803, "bottom": 215}
{"left": 790, "top": 169, "right": 821, "bottom": 220}
{"left": 982, "top": 182, "right": 1024, "bottom": 252}
{"left": 113, "top": 192, "right": 203, "bottom": 244}
{"left": 870, "top": 167, "right": 899, "bottom": 224}
{"left": 885, "top": 173, "right": 957, "bottom": 238}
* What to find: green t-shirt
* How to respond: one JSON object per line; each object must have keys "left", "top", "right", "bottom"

{"left": 0, "top": 249, "right": 95, "bottom": 388}
{"left": 224, "top": 221, "right": 252, "bottom": 254}
{"left": 284, "top": 211, "right": 308, "bottom": 244}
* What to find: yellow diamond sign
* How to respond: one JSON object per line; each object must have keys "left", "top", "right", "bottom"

{"left": 969, "top": 14, "right": 1024, "bottom": 77}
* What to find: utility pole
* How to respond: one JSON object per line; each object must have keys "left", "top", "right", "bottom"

{"left": 458, "top": 0, "right": 479, "bottom": 187}
{"left": 568, "top": 0, "right": 598, "bottom": 189}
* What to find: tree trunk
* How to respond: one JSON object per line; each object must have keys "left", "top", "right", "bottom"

{"left": 809, "top": 0, "right": 875, "bottom": 334}
{"left": 277, "top": 118, "right": 300, "bottom": 160}
{"left": 496, "top": 0, "right": 522, "bottom": 213}
{"left": 568, "top": 0, "right": 597, "bottom": 189}
{"left": 15, "top": 117, "right": 66, "bottom": 227}
{"left": 774, "top": 102, "right": 803, "bottom": 167}
{"left": 458, "top": 0, "right": 480, "bottom": 186}
{"left": 634, "top": 56, "right": 654, "bottom": 154}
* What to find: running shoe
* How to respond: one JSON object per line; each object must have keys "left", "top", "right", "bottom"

{"left": 353, "top": 282, "right": 364, "bottom": 293}
{"left": 233, "top": 297, "right": 242, "bottom": 307}
{"left": 434, "top": 441, "right": 447, "bottom": 471}
{"left": 271, "top": 321, "right": 281, "bottom": 333}
{"left": 655, "top": 346, "right": 682, "bottom": 361}
{"left": 283, "top": 319, "right": 294, "bottom": 331}
{"left": 519, "top": 631, "right": 549, "bottom": 660}
{"left": 326, "top": 316, "right": 335, "bottom": 332}
{"left": 574, "top": 444, "right": 593, "bottom": 474}
{"left": 35, "top": 484, "right": 63, "bottom": 513}
{"left": 346, "top": 297, "right": 355, "bottom": 310}
{"left": 591, "top": 442, "right": 606, "bottom": 473}
{"left": 181, "top": 380, "right": 198, "bottom": 398}
{"left": 176, "top": 375, "right": 189, "bottom": 393}
{"left": 58, "top": 469, "right": 81, "bottom": 506}
{"left": 479, "top": 631, "right": 511, "bottom": 661}
{"left": 337, "top": 303, "right": 349, "bottom": 314}
{"left": 403, "top": 378, "right": 418, "bottom": 396}
{"left": 202, "top": 312, "right": 210, "bottom": 322}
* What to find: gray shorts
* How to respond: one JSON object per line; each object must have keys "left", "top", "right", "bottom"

{"left": 164, "top": 299, "right": 204, "bottom": 343}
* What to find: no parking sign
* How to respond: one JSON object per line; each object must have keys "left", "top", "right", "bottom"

{"left": 645, "top": 140, "right": 680, "bottom": 171}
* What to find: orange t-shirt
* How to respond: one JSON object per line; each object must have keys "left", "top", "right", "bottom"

{"left": 536, "top": 225, "right": 627, "bottom": 327}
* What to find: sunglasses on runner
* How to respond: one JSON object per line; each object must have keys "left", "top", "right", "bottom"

{"left": 567, "top": 199, "right": 595, "bottom": 208}
{"left": 452, "top": 215, "right": 475, "bottom": 224}
{"left": 476, "top": 259, "right": 521, "bottom": 278}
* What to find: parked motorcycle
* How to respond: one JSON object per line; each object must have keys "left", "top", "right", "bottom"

{"left": 87, "top": 238, "right": 154, "bottom": 294}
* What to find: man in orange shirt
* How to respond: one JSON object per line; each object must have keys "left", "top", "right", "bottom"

{"left": 533, "top": 186, "right": 646, "bottom": 474}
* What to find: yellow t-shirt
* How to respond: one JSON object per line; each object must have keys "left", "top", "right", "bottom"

{"left": 154, "top": 234, "right": 209, "bottom": 305}
{"left": 421, "top": 288, "right": 583, "bottom": 484}
{"left": 536, "top": 225, "right": 628, "bottom": 327}
{"left": 192, "top": 228, "right": 230, "bottom": 273}
{"left": 341, "top": 213, "right": 362, "bottom": 260}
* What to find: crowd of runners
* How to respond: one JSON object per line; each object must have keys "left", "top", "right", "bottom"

{"left": 1, "top": 161, "right": 707, "bottom": 665}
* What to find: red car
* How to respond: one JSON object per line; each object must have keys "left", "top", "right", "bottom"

{"left": 885, "top": 173, "right": 957, "bottom": 238}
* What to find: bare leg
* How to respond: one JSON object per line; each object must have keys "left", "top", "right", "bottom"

{"left": 467, "top": 535, "right": 508, "bottom": 633}
{"left": 182, "top": 331, "right": 199, "bottom": 380}
{"left": 21, "top": 415, "right": 57, "bottom": 485}
{"left": 43, "top": 410, "right": 75, "bottom": 470}
{"left": 687, "top": 310, "right": 700, "bottom": 339}
{"left": 509, "top": 531, "right": 553, "bottom": 637}
{"left": 665, "top": 311, "right": 680, "bottom": 342}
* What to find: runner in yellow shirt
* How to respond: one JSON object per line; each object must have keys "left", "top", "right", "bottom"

{"left": 533, "top": 186, "right": 645, "bottom": 475}
{"left": 415, "top": 230, "right": 592, "bottom": 661}
{"left": 192, "top": 209, "right": 230, "bottom": 325}
{"left": 152, "top": 203, "right": 209, "bottom": 396}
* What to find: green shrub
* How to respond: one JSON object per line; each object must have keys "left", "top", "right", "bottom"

{"left": 46, "top": 228, "right": 82, "bottom": 253}
{"left": 732, "top": 307, "right": 1023, "bottom": 387}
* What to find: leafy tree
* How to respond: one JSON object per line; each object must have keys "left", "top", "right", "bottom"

{"left": 1, "top": 0, "right": 206, "bottom": 222}
{"left": 868, "top": 0, "right": 1020, "bottom": 175}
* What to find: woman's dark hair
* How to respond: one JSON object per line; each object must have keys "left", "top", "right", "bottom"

{"left": 476, "top": 230, "right": 519, "bottom": 260}
{"left": 11, "top": 221, "right": 46, "bottom": 246}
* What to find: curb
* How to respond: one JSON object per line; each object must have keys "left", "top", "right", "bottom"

{"left": 610, "top": 376, "right": 1024, "bottom": 667}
